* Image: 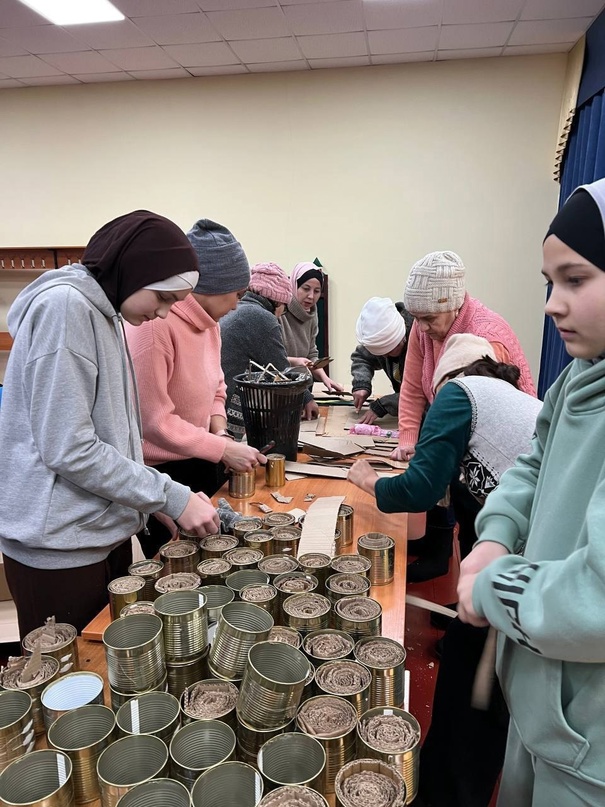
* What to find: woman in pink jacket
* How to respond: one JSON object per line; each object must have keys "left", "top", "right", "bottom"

{"left": 395, "top": 251, "right": 536, "bottom": 582}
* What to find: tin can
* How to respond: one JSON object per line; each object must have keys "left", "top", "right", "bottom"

{"left": 103, "top": 613, "right": 165, "bottom": 695}
{"left": 334, "top": 757, "right": 407, "bottom": 807}
{"left": 269, "top": 526, "right": 301, "bottom": 556}
{"left": 23, "top": 623, "right": 79, "bottom": 676}
{"left": 0, "top": 655, "right": 60, "bottom": 737}
{"left": 354, "top": 637, "right": 406, "bottom": 709}
{"left": 166, "top": 648, "right": 210, "bottom": 700}
{"left": 243, "top": 530, "right": 274, "bottom": 557}
{"left": 154, "top": 573, "right": 201, "bottom": 595}
{"left": 154, "top": 590, "right": 208, "bottom": 662}
{"left": 274, "top": 573, "right": 318, "bottom": 618}
{"left": 329, "top": 555, "right": 372, "bottom": 577}
{"left": 181, "top": 679, "right": 239, "bottom": 729}
{"left": 229, "top": 470, "right": 256, "bottom": 499}
{"left": 159, "top": 540, "right": 201, "bottom": 576}
{"left": 0, "top": 749, "right": 73, "bottom": 807}
{"left": 267, "top": 627, "right": 302, "bottom": 649}
{"left": 199, "top": 534, "right": 239, "bottom": 560}
{"left": 169, "top": 719, "right": 236, "bottom": 790}
{"left": 265, "top": 454, "right": 286, "bottom": 488}
{"left": 258, "top": 555, "right": 299, "bottom": 583}
{"left": 108, "top": 576, "right": 146, "bottom": 622}
{"left": 314, "top": 660, "right": 372, "bottom": 718}
{"left": 226, "top": 570, "right": 271, "bottom": 598}
{"left": 128, "top": 560, "right": 164, "bottom": 602}
{"left": 282, "top": 593, "right": 331, "bottom": 635}
{"left": 208, "top": 602, "right": 274, "bottom": 682}
{"left": 115, "top": 691, "right": 180, "bottom": 744}
{"left": 197, "top": 558, "right": 233, "bottom": 586}
{"left": 224, "top": 548, "right": 264, "bottom": 571}
{"left": 296, "top": 695, "right": 358, "bottom": 793}
{"left": 356, "top": 706, "right": 420, "bottom": 804}
{"left": 333, "top": 597, "right": 382, "bottom": 641}
{"left": 258, "top": 732, "right": 326, "bottom": 794}
{"left": 236, "top": 715, "right": 294, "bottom": 769}
{"left": 197, "top": 585, "right": 235, "bottom": 624}
{"left": 263, "top": 513, "right": 295, "bottom": 529}
{"left": 191, "top": 760, "right": 263, "bottom": 807}
{"left": 0, "top": 690, "right": 34, "bottom": 773}
{"left": 336, "top": 505, "right": 354, "bottom": 548}
{"left": 233, "top": 518, "right": 264, "bottom": 544}
{"left": 357, "top": 533, "right": 395, "bottom": 586}
{"left": 41, "top": 672, "right": 105, "bottom": 732}
{"left": 120, "top": 601, "right": 156, "bottom": 617}
{"left": 113, "top": 778, "right": 191, "bottom": 807}
{"left": 302, "top": 630, "right": 355, "bottom": 668}
{"left": 109, "top": 672, "right": 168, "bottom": 713}
{"left": 240, "top": 585, "right": 278, "bottom": 620}
{"left": 297, "top": 553, "right": 332, "bottom": 595}
{"left": 259, "top": 786, "right": 328, "bottom": 807}
{"left": 325, "top": 574, "right": 371, "bottom": 604}
{"left": 237, "top": 641, "right": 309, "bottom": 730}
{"left": 96, "top": 734, "right": 169, "bottom": 807}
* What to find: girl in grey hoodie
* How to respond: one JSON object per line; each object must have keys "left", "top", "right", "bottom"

{"left": 0, "top": 210, "right": 220, "bottom": 638}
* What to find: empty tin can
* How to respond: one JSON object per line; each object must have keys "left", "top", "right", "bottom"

{"left": 0, "top": 749, "right": 74, "bottom": 807}
{"left": 227, "top": 570, "right": 271, "bottom": 599}
{"left": 154, "top": 590, "right": 208, "bottom": 662}
{"left": 112, "top": 778, "right": 191, "bottom": 807}
{"left": 258, "top": 732, "right": 326, "bottom": 794}
{"left": 116, "top": 691, "right": 180, "bottom": 744}
{"left": 169, "top": 719, "right": 236, "bottom": 790}
{"left": 103, "top": 613, "right": 165, "bottom": 695}
{"left": 265, "top": 454, "right": 286, "bottom": 488}
{"left": 357, "top": 533, "right": 395, "bottom": 586}
{"left": 0, "top": 690, "right": 34, "bottom": 773}
{"left": 197, "top": 585, "right": 235, "bottom": 624}
{"left": 191, "top": 760, "right": 263, "bottom": 807}
{"left": 40, "top": 672, "right": 105, "bottom": 733}
{"left": 166, "top": 648, "right": 210, "bottom": 700}
{"left": 208, "top": 602, "right": 274, "bottom": 682}
{"left": 229, "top": 470, "right": 256, "bottom": 499}
{"left": 96, "top": 733, "right": 169, "bottom": 807}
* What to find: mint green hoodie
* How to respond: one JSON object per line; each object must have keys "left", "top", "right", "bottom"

{"left": 473, "top": 357, "right": 605, "bottom": 784}
{"left": 0, "top": 265, "right": 191, "bottom": 569}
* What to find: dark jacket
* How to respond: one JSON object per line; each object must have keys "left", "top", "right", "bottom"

{"left": 350, "top": 302, "right": 414, "bottom": 417}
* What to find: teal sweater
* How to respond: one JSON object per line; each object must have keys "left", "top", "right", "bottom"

{"left": 473, "top": 358, "right": 605, "bottom": 784}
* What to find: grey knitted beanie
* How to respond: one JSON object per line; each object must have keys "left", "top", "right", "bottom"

{"left": 187, "top": 219, "right": 250, "bottom": 295}
{"left": 404, "top": 251, "right": 466, "bottom": 315}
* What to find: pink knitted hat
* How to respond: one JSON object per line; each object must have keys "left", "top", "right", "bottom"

{"left": 249, "top": 262, "right": 293, "bottom": 305}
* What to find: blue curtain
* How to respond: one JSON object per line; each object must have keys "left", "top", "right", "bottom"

{"left": 538, "top": 89, "right": 605, "bottom": 398}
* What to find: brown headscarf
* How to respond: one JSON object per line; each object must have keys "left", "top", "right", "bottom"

{"left": 82, "top": 210, "right": 198, "bottom": 310}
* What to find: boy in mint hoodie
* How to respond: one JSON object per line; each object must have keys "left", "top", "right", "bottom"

{"left": 458, "top": 177, "right": 605, "bottom": 804}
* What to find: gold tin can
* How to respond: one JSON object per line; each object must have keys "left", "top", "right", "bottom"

{"left": 0, "top": 655, "right": 60, "bottom": 737}
{"left": 334, "top": 757, "right": 407, "bottom": 807}
{"left": 333, "top": 596, "right": 382, "bottom": 641}
{"left": 259, "top": 786, "right": 328, "bottom": 806}
{"left": 357, "top": 533, "right": 395, "bottom": 586}
{"left": 325, "top": 574, "right": 371, "bottom": 604}
{"left": 128, "top": 560, "right": 164, "bottom": 602}
{"left": 169, "top": 719, "right": 236, "bottom": 791}
{"left": 267, "top": 627, "right": 302, "bottom": 649}
{"left": 109, "top": 672, "right": 168, "bottom": 713}
{"left": 208, "top": 602, "right": 274, "bottom": 682}
{"left": 198, "top": 585, "right": 235, "bottom": 624}
{"left": 265, "top": 454, "right": 286, "bottom": 488}
{"left": 0, "top": 749, "right": 74, "bottom": 807}
{"left": 302, "top": 630, "right": 355, "bottom": 668}
{"left": 166, "top": 648, "right": 210, "bottom": 699}
{"left": 120, "top": 601, "right": 156, "bottom": 617}
{"left": 154, "top": 590, "right": 208, "bottom": 662}
{"left": 197, "top": 558, "right": 233, "bottom": 586}
{"left": 274, "top": 572, "right": 318, "bottom": 618}
{"left": 314, "top": 660, "right": 372, "bottom": 719}
{"left": 108, "top": 576, "right": 146, "bottom": 622}
{"left": 236, "top": 715, "right": 294, "bottom": 768}
{"left": 240, "top": 584, "right": 278, "bottom": 620}
{"left": 269, "top": 526, "right": 301, "bottom": 556}
{"left": 243, "top": 530, "right": 274, "bottom": 557}
{"left": 114, "top": 778, "right": 191, "bottom": 807}
{"left": 356, "top": 706, "right": 420, "bottom": 804}
{"left": 263, "top": 513, "right": 296, "bottom": 529}
{"left": 329, "top": 555, "right": 372, "bottom": 577}
{"left": 233, "top": 518, "right": 264, "bottom": 544}
{"left": 199, "top": 534, "right": 239, "bottom": 560}
{"left": 336, "top": 505, "right": 354, "bottom": 548}
{"left": 224, "top": 548, "right": 264, "bottom": 571}
{"left": 115, "top": 691, "right": 180, "bottom": 744}
{"left": 226, "top": 570, "right": 271, "bottom": 598}
{"left": 297, "top": 554, "right": 332, "bottom": 595}
{"left": 258, "top": 555, "right": 299, "bottom": 583}
{"left": 191, "top": 760, "right": 264, "bottom": 807}
{"left": 41, "top": 671, "right": 105, "bottom": 733}
{"left": 154, "top": 572, "right": 201, "bottom": 595}
{"left": 23, "top": 622, "right": 79, "bottom": 676}
{"left": 181, "top": 679, "right": 238, "bottom": 729}
{"left": 96, "top": 733, "right": 169, "bottom": 807}
{"left": 282, "top": 593, "right": 331, "bottom": 635}
{"left": 296, "top": 695, "right": 358, "bottom": 794}
{"left": 0, "top": 690, "right": 35, "bottom": 773}
{"left": 354, "top": 637, "right": 406, "bottom": 709}
{"left": 258, "top": 732, "right": 326, "bottom": 794}
{"left": 229, "top": 470, "right": 256, "bottom": 499}
{"left": 159, "top": 540, "right": 201, "bottom": 576}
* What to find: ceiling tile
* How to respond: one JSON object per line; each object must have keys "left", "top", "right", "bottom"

{"left": 187, "top": 64, "right": 248, "bottom": 74}
{"left": 99, "top": 46, "right": 180, "bottom": 70}
{"left": 0, "top": 53, "right": 63, "bottom": 77}
{"left": 368, "top": 26, "right": 439, "bottom": 55}
{"left": 229, "top": 36, "right": 301, "bottom": 61}
{"left": 128, "top": 67, "right": 191, "bottom": 79}
{"left": 164, "top": 41, "right": 240, "bottom": 66}
{"left": 297, "top": 31, "right": 366, "bottom": 58}
{"left": 504, "top": 42, "right": 574, "bottom": 54}
{"left": 282, "top": 1, "right": 363, "bottom": 36}
{"left": 0, "top": 78, "right": 26, "bottom": 88}
{"left": 113, "top": 0, "right": 200, "bottom": 14}
{"left": 364, "top": 0, "right": 442, "bottom": 31}
{"left": 309, "top": 54, "right": 370, "bottom": 67}
{"left": 66, "top": 20, "right": 155, "bottom": 50}
{"left": 0, "top": 0, "right": 47, "bottom": 27}
{"left": 19, "top": 74, "right": 81, "bottom": 85}
{"left": 206, "top": 8, "right": 289, "bottom": 39}
{"left": 0, "top": 35, "right": 28, "bottom": 58}
{"left": 521, "top": 0, "right": 605, "bottom": 20}
{"left": 437, "top": 47, "right": 503, "bottom": 59}
{"left": 198, "top": 0, "right": 277, "bottom": 8}
{"left": 3, "top": 25, "right": 87, "bottom": 54}
{"left": 41, "top": 50, "right": 122, "bottom": 74}
{"left": 371, "top": 51, "right": 434, "bottom": 63}
{"left": 443, "top": 0, "right": 523, "bottom": 24}
{"left": 75, "top": 72, "right": 135, "bottom": 83}
{"left": 439, "top": 22, "right": 514, "bottom": 49}
{"left": 248, "top": 60, "right": 308, "bottom": 70}
{"left": 131, "top": 13, "right": 220, "bottom": 45}
{"left": 509, "top": 17, "right": 594, "bottom": 45}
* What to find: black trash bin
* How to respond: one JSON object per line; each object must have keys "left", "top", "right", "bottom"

{"left": 234, "top": 368, "right": 311, "bottom": 461}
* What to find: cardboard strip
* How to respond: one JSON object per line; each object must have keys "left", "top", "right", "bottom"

{"left": 297, "top": 495, "right": 345, "bottom": 558}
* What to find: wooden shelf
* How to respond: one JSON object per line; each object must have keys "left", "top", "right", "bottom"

{"left": 0, "top": 333, "right": 12, "bottom": 351}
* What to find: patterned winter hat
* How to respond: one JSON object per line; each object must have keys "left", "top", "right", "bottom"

{"left": 249, "top": 262, "right": 293, "bottom": 305}
{"left": 404, "top": 251, "right": 466, "bottom": 315}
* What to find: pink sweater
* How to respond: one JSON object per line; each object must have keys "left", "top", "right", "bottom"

{"left": 125, "top": 295, "right": 228, "bottom": 465}
{"left": 398, "top": 294, "right": 536, "bottom": 447}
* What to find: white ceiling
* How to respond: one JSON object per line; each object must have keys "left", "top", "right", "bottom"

{"left": 0, "top": 0, "right": 603, "bottom": 88}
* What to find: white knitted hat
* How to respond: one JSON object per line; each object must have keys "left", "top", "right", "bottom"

{"left": 404, "top": 251, "right": 466, "bottom": 315}
{"left": 356, "top": 297, "right": 407, "bottom": 355}
{"left": 432, "top": 334, "right": 496, "bottom": 393}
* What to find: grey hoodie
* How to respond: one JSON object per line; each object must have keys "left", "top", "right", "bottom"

{"left": 0, "top": 265, "right": 191, "bottom": 569}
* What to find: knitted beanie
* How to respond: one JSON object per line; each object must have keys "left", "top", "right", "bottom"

{"left": 187, "top": 219, "right": 250, "bottom": 295}
{"left": 356, "top": 297, "right": 407, "bottom": 355}
{"left": 249, "top": 262, "right": 293, "bottom": 305}
{"left": 404, "top": 251, "right": 466, "bottom": 315}
{"left": 432, "top": 334, "right": 496, "bottom": 393}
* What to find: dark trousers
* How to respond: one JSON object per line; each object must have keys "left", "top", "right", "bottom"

{"left": 4, "top": 540, "right": 133, "bottom": 640}
{"left": 450, "top": 477, "right": 482, "bottom": 559}
{"left": 419, "top": 618, "right": 509, "bottom": 807}
{"left": 138, "top": 457, "right": 228, "bottom": 559}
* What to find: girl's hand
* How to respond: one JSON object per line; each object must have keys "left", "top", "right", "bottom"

{"left": 288, "top": 357, "right": 313, "bottom": 368}
{"left": 348, "top": 459, "right": 378, "bottom": 496}
{"left": 175, "top": 492, "right": 221, "bottom": 537}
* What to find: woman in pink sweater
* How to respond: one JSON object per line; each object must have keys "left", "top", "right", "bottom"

{"left": 394, "top": 251, "right": 536, "bottom": 582}
{"left": 126, "top": 219, "right": 266, "bottom": 558}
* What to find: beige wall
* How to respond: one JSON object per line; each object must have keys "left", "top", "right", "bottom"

{"left": 0, "top": 54, "right": 565, "bottom": 388}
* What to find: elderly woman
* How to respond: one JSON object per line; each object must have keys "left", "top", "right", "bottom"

{"left": 221, "top": 262, "right": 318, "bottom": 440}
{"left": 394, "top": 251, "right": 536, "bottom": 582}
{"left": 281, "top": 261, "right": 344, "bottom": 392}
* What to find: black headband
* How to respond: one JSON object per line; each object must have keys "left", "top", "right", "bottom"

{"left": 545, "top": 189, "right": 605, "bottom": 272}
{"left": 296, "top": 268, "right": 324, "bottom": 288}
